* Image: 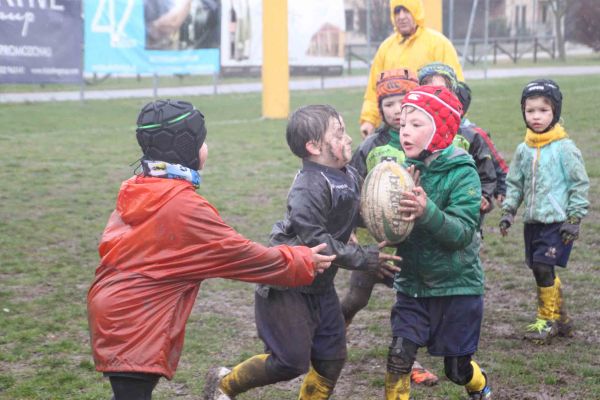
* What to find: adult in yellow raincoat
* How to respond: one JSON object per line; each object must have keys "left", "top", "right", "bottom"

{"left": 359, "top": 0, "right": 464, "bottom": 138}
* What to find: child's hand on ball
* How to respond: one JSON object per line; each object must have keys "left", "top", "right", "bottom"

{"left": 405, "top": 165, "right": 421, "bottom": 186}
{"left": 399, "top": 187, "right": 427, "bottom": 221}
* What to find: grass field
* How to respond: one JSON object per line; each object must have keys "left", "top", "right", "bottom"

{"left": 0, "top": 74, "right": 599, "bottom": 399}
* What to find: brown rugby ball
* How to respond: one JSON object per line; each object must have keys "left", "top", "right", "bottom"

{"left": 360, "top": 161, "right": 415, "bottom": 244}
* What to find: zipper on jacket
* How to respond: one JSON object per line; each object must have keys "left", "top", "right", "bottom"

{"left": 529, "top": 147, "right": 539, "bottom": 217}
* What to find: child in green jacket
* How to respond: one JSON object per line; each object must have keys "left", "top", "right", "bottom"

{"left": 385, "top": 86, "right": 491, "bottom": 400}
{"left": 340, "top": 68, "right": 438, "bottom": 386}
{"left": 499, "top": 79, "right": 589, "bottom": 343}
{"left": 385, "top": 85, "right": 491, "bottom": 400}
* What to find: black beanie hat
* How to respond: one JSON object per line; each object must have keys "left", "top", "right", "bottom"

{"left": 136, "top": 100, "right": 207, "bottom": 170}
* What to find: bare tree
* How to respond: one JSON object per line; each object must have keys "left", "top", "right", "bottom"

{"left": 548, "top": 0, "right": 567, "bottom": 61}
{"left": 569, "top": 0, "right": 600, "bottom": 51}
{"left": 370, "top": 0, "right": 394, "bottom": 43}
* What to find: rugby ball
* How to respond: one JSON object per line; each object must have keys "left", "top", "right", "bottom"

{"left": 360, "top": 161, "right": 415, "bottom": 244}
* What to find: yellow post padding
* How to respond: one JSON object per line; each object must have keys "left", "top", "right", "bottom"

{"left": 423, "top": 0, "right": 442, "bottom": 32}
{"left": 298, "top": 367, "right": 335, "bottom": 400}
{"left": 385, "top": 372, "right": 410, "bottom": 400}
{"left": 262, "top": 0, "right": 289, "bottom": 119}
{"left": 465, "top": 360, "right": 486, "bottom": 393}
{"left": 219, "top": 354, "right": 269, "bottom": 396}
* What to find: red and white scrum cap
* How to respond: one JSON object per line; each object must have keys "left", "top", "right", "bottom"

{"left": 401, "top": 85, "right": 463, "bottom": 153}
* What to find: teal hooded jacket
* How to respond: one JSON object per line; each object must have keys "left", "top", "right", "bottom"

{"left": 394, "top": 145, "right": 484, "bottom": 297}
{"left": 502, "top": 137, "right": 589, "bottom": 223}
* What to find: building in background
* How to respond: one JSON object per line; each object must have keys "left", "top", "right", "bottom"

{"left": 503, "top": 0, "right": 555, "bottom": 37}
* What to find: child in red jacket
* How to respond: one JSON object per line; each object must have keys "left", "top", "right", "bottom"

{"left": 87, "top": 99, "right": 335, "bottom": 400}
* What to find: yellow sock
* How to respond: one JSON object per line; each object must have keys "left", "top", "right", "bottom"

{"left": 465, "top": 360, "right": 486, "bottom": 393}
{"left": 219, "top": 354, "right": 269, "bottom": 396}
{"left": 552, "top": 276, "right": 563, "bottom": 321}
{"left": 298, "top": 367, "right": 335, "bottom": 400}
{"left": 384, "top": 372, "right": 410, "bottom": 400}
{"left": 538, "top": 282, "right": 559, "bottom": 321}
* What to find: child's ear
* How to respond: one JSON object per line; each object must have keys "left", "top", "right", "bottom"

{"left": 305, "top": 140, "right": 321, "bottom": 156}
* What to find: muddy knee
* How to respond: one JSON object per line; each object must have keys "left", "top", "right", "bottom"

{"left": 444, "top": 355, "right": 473, "bottom": 385}
{"left": 387, "top": 337, "right": 418, "bottom": 375}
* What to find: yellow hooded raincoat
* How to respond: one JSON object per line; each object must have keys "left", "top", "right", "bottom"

{"left": 360, "top": 0, "right": 464, "bottom": 128}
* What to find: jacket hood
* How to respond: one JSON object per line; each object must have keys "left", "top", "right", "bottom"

{"left": 407, "top": 145, "right": 474, "bottom": 173}
{"left": 116, "top": 176, "right": 193, "bottom": 225}
{"left": 390, "top": 0, "right": 425, "bottom": 30}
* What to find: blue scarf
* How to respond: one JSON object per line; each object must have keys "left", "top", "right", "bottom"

{"left": 141, "top": 160, "right": 201, "bottom": 188}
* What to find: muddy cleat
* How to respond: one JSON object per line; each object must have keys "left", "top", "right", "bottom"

{"left": 202, "top": 367, "right": 233, "bottom": 400}
{"left": 524, "top": 318, "right": 558, "bottom": 344}
{"left": 468, "top": 385, "right": 492, "bottom": 399}
{"left": 557, "top": 318, "right": 574, "bottom": 337}
{"left": 467, "top": 370, "right": 492, "bottom": 399}
{"left": 410, "top": 365, "right": 439, "bottom": 386}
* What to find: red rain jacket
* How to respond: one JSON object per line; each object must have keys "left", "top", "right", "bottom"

{"left": 88, "top": 176, "right": 316, "bottom": 379}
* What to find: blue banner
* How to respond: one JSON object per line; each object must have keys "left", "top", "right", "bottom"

{"left": 0, "top": 0, "right": 83, "bottom": 84}
{"left": 84, "top": 0, "right": 220, "bottom": 75}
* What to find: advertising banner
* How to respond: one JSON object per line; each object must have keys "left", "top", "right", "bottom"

{"left": 84, "top": 0, "right": 220, "bottom": 75}
{"left": 220, "top": 0, "right": 345, "bottom": 76}
{"left": 0, "top": 0, "right": 83, "bottom": 84}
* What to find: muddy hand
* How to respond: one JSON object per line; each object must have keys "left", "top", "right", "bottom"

{"left": 310, "top": 243, "right": 336, "bottom": 274}
{"left": 360, "top": 121, "right": 375, "bottom": 139}
{"left": 495, "top": 194, "right": 505, "bottom": 208}
{"left": 499, "top": 213, "right": 514, "bottom": 237}
{"left": 348, "top": 232, "right": 359, "bottom": 245}
{"left": 480, "top": 196, "right": 492, "bottom": 213}
{"left": 377, "top": 252, "right": 402, "bottom": 278}
{"left": 377, "top": 240, "right": 394, "bottom": 249}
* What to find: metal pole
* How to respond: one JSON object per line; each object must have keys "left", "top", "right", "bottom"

{"left": 483, "top": 0, "right": 489, "bottom": 79}
{"left": 79, "top": 39, "right": 84, "bottom": 103}
{"left": 79, "top": 77, "right": 85, "bottom": 103}
{"left": 449, "top": 0, "right": 454, "bottom": 42}
{"left": 213, "top": 70, "right": 218, "bottom": 95}
{"left": 366, "top": 0, "right": 371, "bottom": 61}
{"left": 462, "top": 0, "right": 479, "bottom": 67}
{"left": 153, "top": 73, "right": 158, "bottom": 99}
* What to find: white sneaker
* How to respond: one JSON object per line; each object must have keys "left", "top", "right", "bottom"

{"left": 202, "top": 367, "right": 233, "bottom": 400}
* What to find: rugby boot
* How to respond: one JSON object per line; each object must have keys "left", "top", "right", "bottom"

{"left": 207, "top": 354, "right": 273, "bottom": 399}
{"left": 525, "top": 318, "right": 558, "bottom": 344}
{"left": 202, "top": 367, "right": 233, "bottom": 400}
{"left": 410, "top": 361, "right": 439, "bottom": 386}
{"left": 298, "top": 367, "right": 335, "bottom": 400}
{"left": 468, "top": 385, "right": 492, "bottom": 400}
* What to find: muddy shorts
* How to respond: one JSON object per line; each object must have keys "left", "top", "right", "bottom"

{"left": 255, "top": 288, "right": 346, "bottom": 370}
{"left": 390, "top": 292, "right": 483, "bottom": 357}
{"left": 524, "top": 222, "right": 573, "bottom": 268}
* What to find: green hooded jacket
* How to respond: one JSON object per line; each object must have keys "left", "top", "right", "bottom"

{"left": 394, "top": 145, "right": 484, "bottom": 297}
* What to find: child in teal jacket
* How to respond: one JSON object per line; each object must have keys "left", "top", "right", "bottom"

{"left": 500, "top": 79, "right": 589, "bottom": 344}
